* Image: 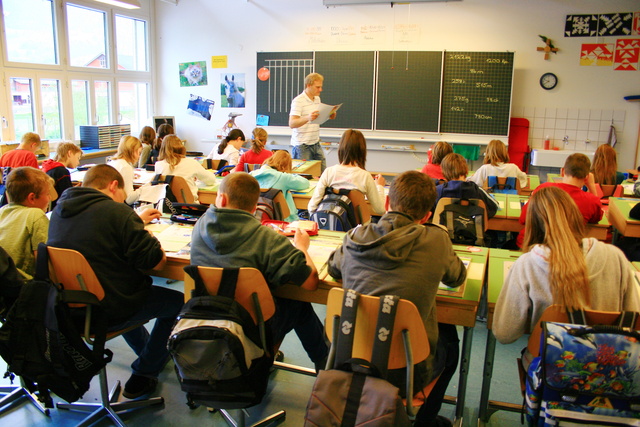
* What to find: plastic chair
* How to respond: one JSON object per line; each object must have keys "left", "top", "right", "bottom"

{"left": 47, "top": 246, "right": 164, "bottom": 427}
{"left": 183, "top": 266, "right": 286, "bottom": 427}
{"left": 325, "top": 288, "right": 440, "bottom": 418}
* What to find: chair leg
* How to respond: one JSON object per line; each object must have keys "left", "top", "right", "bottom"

{"left": 56, "top": 368, "right": 164, "bottom": 425}
{"left": 219, "top": 408, "right": 286, "bottom": 427}
{"left": 0, "top": 384, "right": 50, "bottom": 416}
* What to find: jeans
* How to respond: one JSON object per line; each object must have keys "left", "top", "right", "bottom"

{"left": 271, "top": 297, "right": 329, "bottom": 365}
{"left": 292, "top": 142, "right": 326, "bottom": 172}
{"left": 109, "top": 286, "right": 184, "bottom": 379}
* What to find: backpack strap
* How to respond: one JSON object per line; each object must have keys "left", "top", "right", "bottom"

{"left": 151, "top": 174, "right": 162, "bottom": 186}
{"left": 474, "top": 211, "right": 484, "bottom": 246}
{"left": 370, "top": 295, "right": 399, "bottom": 379}
{"left": 333, "top": 289, "right": 359, "bottom": 369}
{"left": 183, "top": 265, "right": 239, "bottom": 299}
{"left": 487, "top": 176, "right": 498, "bottom": 190}
{"left": 568, "top": 309, "right": 587, "bottom": 325}
{"left": 444, "top": 210, "right": 456, "bottom": 241}
{"left": 617, "top": 311, "right": 639, "bottom": 328}
{"left": 35, "top": 242, "right": 50, "bottom": 281}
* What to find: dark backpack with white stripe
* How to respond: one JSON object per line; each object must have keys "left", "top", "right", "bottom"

{"left": 310, "top": 187, "right": 357, "bottom": 231}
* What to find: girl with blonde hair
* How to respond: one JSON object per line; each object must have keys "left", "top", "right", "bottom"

{"left": 108, "top": 136, "right": 143, "bottom": 205}
{"left": 155, "top": 135, "right": 216, "bottom": 201}
{"left": 251, "top": 150, "right": 309, "bottom": 222}
{"left": 468, "top": 139, "right": 527, "bottom": 189}
{"left": 591, "top": 144, "right": 624, "bottom": 185}
{"left": 493, "top": 186, "right": 640, "bottom": 368}
{"left": 234, "top": 128, "right": 273, "bottom": 172}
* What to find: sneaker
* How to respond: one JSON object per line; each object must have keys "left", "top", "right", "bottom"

{"left": 123, "top": 374, "right": 158, "bottom": 399}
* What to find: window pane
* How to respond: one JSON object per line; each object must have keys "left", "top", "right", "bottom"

{"left": 41, "top": 79, "right": 63, "bottom": 140}
{"left": 10, "top": 77, "right": 35, "bottom": 136}
{"left": 72, "top": 80, "right": 90, "bottom": 140}
{"left": 3, "top": 0, "right": 57, "bottom": 64}
{"left": 116, "top": 15, "right": 148, "bottom": 72}
{"left": 95, "top": 81, "right": 112, "bottom": 125}
{"left": 118, "top": 82, "right": 148, "bottom": 134}
{"left": 67, "top": 4, "right": 107, "bottom": 69}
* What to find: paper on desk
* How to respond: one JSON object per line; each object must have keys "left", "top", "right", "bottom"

{"left": 509, "top": 201, "right": 522, "bottom": 210}
{"left": 310, "top": 103, "right": 342, "bottom": 125}
{"left": 139, "top": 183, "right": 166, "bottom": 204}
{"left": 438, "top": 257, "right": 471, "bottom": 297}
{"left": 155, "top": 224, "right": 192, "bottom": 252}
{"left": 291, "top": 183, "right": 316, "bottom": 194}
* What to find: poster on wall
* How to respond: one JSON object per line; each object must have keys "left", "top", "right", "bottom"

{"left": 221, "top": 73, "right": 245, "bottom": 108}
{"left": 187, "top": 95, "right": 215, "bottom": 121}
{"left": 565, "top": 14, "right": 598, "bottom": 37}
{"left": 634, "top": 12, "right": 640, "bottom": 35}
{"left": 598, "top": 13, "right": 633, "bottom": 37}
{"left": 179, "top": 61, "right": 208, "bottom": 87}
{"left": 613, "top": 38, "right": 640, "bottom": 71}
{"left": 580, "top": 43, "right": 614, "bottom": 66}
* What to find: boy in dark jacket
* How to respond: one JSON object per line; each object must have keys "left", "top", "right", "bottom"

{"left": 41, "top": 143, "right": 82, "bottom": 209}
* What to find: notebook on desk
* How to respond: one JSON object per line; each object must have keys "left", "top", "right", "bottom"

{"left": 437, "top": 257, "right": 471, "bottom": 298}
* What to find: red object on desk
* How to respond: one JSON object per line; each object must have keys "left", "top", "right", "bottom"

{"left": 262, "top": 220, "right": 319, "bottom": 236}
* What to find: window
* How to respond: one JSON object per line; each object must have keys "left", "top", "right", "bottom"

{"left": 71, "top": 80, "right": 90, "bottom": 140}
{"left": 67, "top": 4, "right": 108, "bottom": 69}
{"left": 116, "top": 15, "right": 148, "bottom": 72}
{"left": 119, "top": 82, "right": 149, "bottom": 134}
{"left": 3, "top": 0, "right": 57, "bottom": 65}
{"left": 95, "top": 81, "right": 113, "bottom": 126}
{"left": 10, "top": 77, "right": 35, "bottom": 136}
{"left": 40, "top": 79, "right": 63, "bottom": 140}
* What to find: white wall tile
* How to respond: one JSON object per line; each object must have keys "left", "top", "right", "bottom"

{"left": 589, "top": 109, "right": 602, "bottom": 120}
{"left": 578, "top": 120, "right": 590, "bottom": 130}
{"left": 568, "top": 108, "right": 579, "bottom": 119}
{"left": 556, "top": 119, "right": 567, "bottom": 129}
{"left": 544, "top": 118, "right": 556, "bottom": 128}
{"left": 535, "top": 107, "right": 546, "bottom": 117}
{"left": 545, "top": 108, "right": 556, "bottom": 118}
{"left": 556, "top": 108, "right": 568, "bottom": 119}
{"left": 566, "top": 119, "right": 578, "bottom": 130}
{"left": 601, "top": 110, "right": 613, "bottom": 121}
{"left": 579, "top": 109, "right": 591, "bottom": 120}
{"left": 588, "top": 121, "right": 600, "bottom": 131}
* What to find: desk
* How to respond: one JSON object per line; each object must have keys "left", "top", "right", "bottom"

{"left": 607, "top": 197, "right": 640, "bottom": 240}
{"left": 291, "top": 159, "right": 322, "bottom": 177}
{"left": 149, "top": 223, "right": 488, "bottom": 426}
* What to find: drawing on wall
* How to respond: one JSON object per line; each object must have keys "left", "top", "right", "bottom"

{"left": 187, "top": 94, "right": 214, "bottom": 121}
{"left": 580, "top": 43, "right": 614, "bottom": 66}
{"left": 565, "top": 15, "right": 598, "bottom": 37}
{"left": 598, "top": 13, "right": 633, "bottom": 37}
{"left": 634, "top": 12, "right": 640, "bottom": 36}
{"left": 221, "top": 74, "right": 245, "bottom": 108}
{"left": 179, "top": 61, "right": 208, "bottom": 87}
{"left": 613, "top": 38, "right": 640, "bottom": 71}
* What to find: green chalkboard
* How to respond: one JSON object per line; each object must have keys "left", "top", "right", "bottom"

{"left": 315, "top": 51, "right": 375, "bottom": 130}
{"left": 440, "top": 51, "right": 514, "bottom": 136}
{"left": 376, "top": 51, "right": 442, "bottom": 132}
{"left": 256, "top": 51, "right": 313, "bottom": 127}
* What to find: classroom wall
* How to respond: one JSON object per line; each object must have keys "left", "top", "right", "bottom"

{"left": 154, "top": 0, "right": 640, "bottom": 173}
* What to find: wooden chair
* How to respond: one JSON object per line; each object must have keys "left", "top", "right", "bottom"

{"left": 483, "top": 176, "right": 522, "bottom": 195}
{"left": 244, "top": 163, "right": 261, "bottom": 173}
{"left": 325, "top": 288, "right": 439, "bottom": 418}
{"left": 595, "top": 183, "right": 623, "bottom": 205}
{"left": 432, "top": 197, "right": 489, "bottom": 246}
{"left": 258, "top": 188, "right": 290, "bottom": 221}
{"left": 183, "top": 266, "right": 286, "bottom": 427}
{"left": 202, "top": 158, "right": 227, "bottom": 171}
{"left": 153, "top": 174, "right": 195, "bottom": 204}
{"left": 46, "top": 246, "right": 164, "bottom": 427}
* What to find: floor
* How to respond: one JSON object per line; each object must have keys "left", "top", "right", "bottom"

{"left": 0, "top": 277, "right": 530, "bottom": 427}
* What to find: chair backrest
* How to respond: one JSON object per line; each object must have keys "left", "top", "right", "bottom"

{"left": 325, "top": 288, "right": 429, "bottom": 370}
{"left": 155, "top": 174, "right": 195, "bottom": 204}
{"left": 244, "top": 163, "right": 261, "bottom": 173}
{"left": 597, "top": 184, "right": 623, "bottom": 205}
{"left": 183, "top": 266, "right": 276, "bottom": 324}
{"left": 46, "top": 246, "right": 105, "bottom": 302}
{"left": 526, "top": 304, "right": 640, "bottom": 358}
{"left": 202, "top": 158, "right": 227, "bottom": 171}
{"left": 484, "top": 176, "right": 522, "bottom": 194}
{"left": 326, "top": 187, "right": 371, "bottom": 225}
{"left": 257, "top": 188, "right": 290, "bottom": 221}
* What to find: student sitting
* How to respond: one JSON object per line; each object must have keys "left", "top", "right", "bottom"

{"left": 207, "top": 129, "right": 245, "bottom": 166}
{"left": 190, "top": 173, "right": 329, "bottom": 371}
{"left": 47, "top": 164, "right": 182, "bottom": 398}
{"left": 137, "top": 126, "right": 156, "bottom": 168}
{"left": 434, "top": 153, "right": 498, "bottom": 218}
{"left": 591, "top": 143, "right": 625, "bottom": 185}
{"left": 151, "top": 123, "right": 173, "bottom": 165}
{"left": 251, "top": 150, "right": 309, "bottom": 222}
{"left": 514, "top": 153, "right": 602, "bottom": 248}
{"left": 234, "top": 127, "right": 273, "bottom": 172}
{"left": 0, "top": 132, "right": 41, "bottom": 168}
{"left": 468, "top": 139, "right": 527, "bottom": 189}
{"left": 0, "top": 167, "right": 54, "bottom": 279}
{"left": 328, "top": 170, "right": 467, "bottom": 427}
{"left": 42, "top": 142, "right": 83, "bottom": 209}
{"left": 308, "top": 129, "right": 386, "bottom": 215}
{"left": 155, "top": 134, "right": 217, "bottom": 202}
{"left": 493, "top": 186, "right": 640, "bottom": 369}
{"left": 108, "top": 136, "right": 145, "bottom": 205}
{"left": 421, "top": 141, "right": 452, "bottom": 181}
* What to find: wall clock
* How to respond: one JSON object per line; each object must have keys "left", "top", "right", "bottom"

{"left": 540, "top": 72, "right": 558, "bottom": 90}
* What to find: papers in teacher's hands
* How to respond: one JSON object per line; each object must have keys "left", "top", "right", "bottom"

{"left": 310, "top": 103, "right": 342, "bottom": 125}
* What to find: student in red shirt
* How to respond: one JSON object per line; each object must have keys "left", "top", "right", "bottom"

{"left": 0, "top": 132, "right": 41, "bottom": 168}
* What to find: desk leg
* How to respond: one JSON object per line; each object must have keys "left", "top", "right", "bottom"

{"left": 478, "top": 330, "right": 496, "bottom": 424}
{"left": 454, "top": 326, "right": 473, "bottom": 425}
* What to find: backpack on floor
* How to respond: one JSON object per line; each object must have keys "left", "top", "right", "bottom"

{"left": 525, "top": 311, "right": 640, "bottom": 427}
{"left": 304, "top": 290, "right": 412, "bottom": 427}
{"left": 253, "top": 188, "right": 285, "bottom": 221}
{"left": 439, "top": 198, "right": 486, "bottom": 246}
{"left": 310, "top": 187, "right": 357, "bottom": 232}
{"left": 0, "top": 243, "right": 112, "bottom": 408}
{"left": 168, "top": 266, "right": 274, "bottom": 410}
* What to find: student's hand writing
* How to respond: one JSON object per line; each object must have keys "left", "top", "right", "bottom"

{"left": 139, "top": 208, "right": 162, "bottom": 224}
{"left": 375, "top": 174, "right": 386, "bottom": 186}
{"left": 293, "top": 227, "right": 310, "bottom": 251}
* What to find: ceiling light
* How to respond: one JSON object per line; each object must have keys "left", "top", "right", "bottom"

{"left": 93, "top": 0, "right": 142, "bottom": 9}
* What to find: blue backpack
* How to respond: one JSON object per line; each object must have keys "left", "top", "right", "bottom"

{"left": 487, "top": 176, "right": 518, "bottom": 194}
{"left": 310, "top": 187, "right": 357, "bottom": 232}
{"left": 525, "top": 311, "right": 640, "bottom": 426}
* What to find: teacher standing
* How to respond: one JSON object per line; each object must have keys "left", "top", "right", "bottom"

{"left": 289, "top": 73, "right": 336, "bottom": 173}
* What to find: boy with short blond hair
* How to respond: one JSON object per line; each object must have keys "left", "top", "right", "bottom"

{"left": 0, "top": 167, "right": 54, "bottom": 279}
{"left": 42, "top": 142, "right": 83, "bottom": 208}
{"left": 0, "top": 132, "right": 41, "bottom": 168}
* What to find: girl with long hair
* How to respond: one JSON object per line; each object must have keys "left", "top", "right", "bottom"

{"left": 493, "top": 186, "right": 640, "bottom": 368}
{"left": 151, "top": 123, "right": 174, "bottom": 165}
{"left": 251, "top": 150, "right": 309, "bottom": 222}
{"left": 591, "top": 144, "right": 625, "bottom": 185}
{"left": 108, "top": 135, "right": 143, "bottom": 205}
{"left": 207, "top": 128, "right": 245, "bottom": 165}
{"left": 234, "top": 128, "right": 273, "bottom": 172}
{"left": 155, "top": 134, "right": 216, "bottom": 201}
{"left": 137, "top": 126, "right": 156, "bottom": 168}
{"left": 421, "top": 141, "right": 452, "bottom": 181}
{"left": 468, "top": 139, "right": 527, "bottom": 189}
{"left": 307, "top": 129, "right": 385, "bottom": 215}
